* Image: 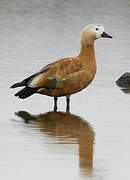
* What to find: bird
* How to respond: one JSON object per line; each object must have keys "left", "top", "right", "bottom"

{"left": 10, "top": 24, "right": 112, "bottom": 112}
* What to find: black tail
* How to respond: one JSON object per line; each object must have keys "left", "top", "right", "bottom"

{"left": 15, "top": 87, "right": 38, "bottom": 99}
{"left": 10, "top": 81, "right": 26, "bottom": 88}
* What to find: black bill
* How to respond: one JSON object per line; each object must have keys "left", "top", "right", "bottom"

{"left": 101, "top": 32, "right": 113, "bottom": 38}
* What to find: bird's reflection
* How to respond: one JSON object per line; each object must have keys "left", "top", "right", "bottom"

{"left": 15, "top": 111, "right": 95, "bottom": 176}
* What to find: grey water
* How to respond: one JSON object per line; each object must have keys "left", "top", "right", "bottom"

{"left": 0, "top": 0, "right": 130, "bottom": 179}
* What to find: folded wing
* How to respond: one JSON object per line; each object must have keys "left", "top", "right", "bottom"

{"left": 28, "top": 58, "right": 83, "bottom": 89}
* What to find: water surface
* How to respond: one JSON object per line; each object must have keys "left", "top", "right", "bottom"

{"left": 0, "top": 0, "right": 130, "bottom": 179}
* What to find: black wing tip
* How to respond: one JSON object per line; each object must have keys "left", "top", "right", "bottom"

{"left": 10, "top": 84, "right": 16, "bottom": 88}
{"left": 10, "top": 81, "right": 26, "bottom": 89}
{"left": 10, "top": 82, "right": 21, "bottom": 89}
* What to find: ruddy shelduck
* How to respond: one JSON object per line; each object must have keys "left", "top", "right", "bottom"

{"left": 11, "top": 24, "right": 112, "bottom": 111}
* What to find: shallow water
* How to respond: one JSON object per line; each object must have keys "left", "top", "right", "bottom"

{"left": 0, "top": 0, "right": 130, "bottom": 179}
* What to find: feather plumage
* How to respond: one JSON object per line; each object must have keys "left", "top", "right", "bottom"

{"left": 10, "top": 24, "right": 112, "bottom": 111}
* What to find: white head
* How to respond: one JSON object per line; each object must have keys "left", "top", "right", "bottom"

{"left": 81, "top": 24, "right": 112, "bottom": 45}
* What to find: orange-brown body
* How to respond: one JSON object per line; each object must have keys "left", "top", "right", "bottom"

{"left": 37, "top": 45, "right": 96, "bottom": 97}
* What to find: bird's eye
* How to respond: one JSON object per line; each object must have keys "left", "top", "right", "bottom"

{"left": 96, "top": 28, "right": 99, "bottom": 31}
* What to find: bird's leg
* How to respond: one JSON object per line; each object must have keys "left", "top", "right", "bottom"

{"left": 66, "top": 96, "right": 70, "bottom": 112}
{"left": 54, "top": 96, "right": 58, "bottom": 112}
